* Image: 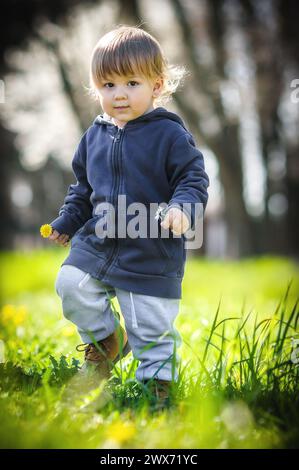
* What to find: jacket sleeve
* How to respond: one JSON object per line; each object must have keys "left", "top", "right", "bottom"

{"left": 165, "top": 132, "right": 209, "bottom": 231}
{"left": 50, "top": 134, "right": 93, "bottom": 238}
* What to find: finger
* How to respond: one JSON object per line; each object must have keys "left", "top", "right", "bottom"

{"left": 49, "top": 230, "right": 60, "bottom": 240}
{"left": 161, "top": 213, "right": 170, "bottom": 229}
{"left": 182, "top": 217, "right": 190, "bottom": 233}
{"left": 174, "top": 211, "right": 190, "bottom": 232}
{"left": 172, "top": 226, "right": 182, "bottom": 236}
{"left": 59, "top": 234, "right": 69, "bottom": 243}
{"left": 172, "top": 215, "right": 183, "bottom": 232}
{"left": 161, "top": 209, "right": 175, "bottom": 229}
{"left": 171, "top": 224, "right": 182, "bottom": 236}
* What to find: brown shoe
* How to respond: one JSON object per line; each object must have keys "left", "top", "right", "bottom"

{"left": 76, "top": 327, "right": 131, "bottom": 380}
{"left": 154, "top": 379, "right": 171, "bottom": 401}
{"left": 144, "top": 379, "right": 172, "bottom": 409}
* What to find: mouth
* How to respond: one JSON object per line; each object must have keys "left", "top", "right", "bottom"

{"left": 114, "top": 106, "right": 129, "bottom": 109}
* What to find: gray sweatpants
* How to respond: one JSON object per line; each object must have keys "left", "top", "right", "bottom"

{"left": 55, "top": 265, "right": 181, "bottom": 382}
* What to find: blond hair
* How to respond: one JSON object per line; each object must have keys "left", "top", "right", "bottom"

{"left": 88, "top": 25, "right": 189, "bottom": 106}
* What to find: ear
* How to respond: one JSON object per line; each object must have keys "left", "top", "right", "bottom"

{"left": 152, "top": 76, "right": 164, "bottom": 98}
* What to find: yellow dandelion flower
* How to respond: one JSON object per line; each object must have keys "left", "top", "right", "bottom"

{"left": 40, "top": 224, "right": 53, "bottom": 238}
{"left": 1, "top": 304, "right": 15, "bottom": 324}
{"left": 62, "top": 325, "right": 76, "bottom": 337}
{"left": 1, "top": 304, "right": 27, "bottom": 326}
{"left": 106, "top": 421, "right": 136, "bottom": 444}
{"left": 14, "top": 306, "right": 27, "bottom": 326}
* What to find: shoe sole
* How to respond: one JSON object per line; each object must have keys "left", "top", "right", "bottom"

{"left": 112, "top": 340, "right": 131, "bottom": 364}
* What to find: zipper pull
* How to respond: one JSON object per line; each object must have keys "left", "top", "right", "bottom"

{"left": 115, "top": 129, "right": 122, "bottom": 142}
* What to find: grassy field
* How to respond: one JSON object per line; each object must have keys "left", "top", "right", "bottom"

{"left": 0, "top": 249, "right": 298, "bottom": 449}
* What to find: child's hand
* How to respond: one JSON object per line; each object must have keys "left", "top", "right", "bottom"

{"left": 49, "top": 230, "right": 70, "bottom": 247}
{"left": 160, "top": 207, "right": 190, "bottom": 235}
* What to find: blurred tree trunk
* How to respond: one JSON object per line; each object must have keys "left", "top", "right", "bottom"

{"left": 117, "top": 0, "right": 142, "bottom": 24}
{"left": 170, "top": 0, "right": 255, "bottom": 256}
{"left": 0, "top": 126, "right": 20, "bottom": 250}
{"left": 240, "top": 0, "right": 299, "bottom": 256}
{"left": 240, "top": 0, "right": 288, "bottom": 255}
{"left": 277, "top": 0, "right": 299, "bottom": 257}
{"left": 0, "top": 0, "right": 99, "bottom": 250}
{"left": 32, "top": 29, "right": 88, "bottom": 133}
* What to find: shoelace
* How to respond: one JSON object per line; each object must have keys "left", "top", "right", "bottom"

{"left": 76, "top": 327, "right": 127, "bottom": 361}
{"left": 76, "top": 343, "right": 90, "bottom": 352}
{"left": 76, "top": 342, "right": 107, "bottom": 361}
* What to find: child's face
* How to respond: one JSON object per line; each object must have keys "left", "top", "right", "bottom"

{"left": 97, "top": 73, "right": 163, "bottom": 128}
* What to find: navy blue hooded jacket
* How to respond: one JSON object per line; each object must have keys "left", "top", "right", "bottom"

{"left": 50, "top": 107, "right": 209, "bottom": 299}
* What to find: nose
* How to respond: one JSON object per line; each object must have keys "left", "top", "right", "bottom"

{"left": 114, "top": 85, "right": 127, "bottom": 100}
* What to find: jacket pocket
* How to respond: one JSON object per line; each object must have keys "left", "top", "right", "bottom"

{"left": 117, "top": 235, "right": 169, "bottom": 275}
{"left": 157, "top": 236, "right": 171, "bottom": 259}
{"left": 158, "top": 235, "right": 185, "bottom": 276}
{"left": 117, "top": 232, "right": 185, "bottom": 277}
{"left": 73, "top": 215, "right": 115, "bottom": 254}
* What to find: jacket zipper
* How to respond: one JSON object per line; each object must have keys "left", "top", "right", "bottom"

{"left": 97, "top": 127, "right": 124, "bottom": 277}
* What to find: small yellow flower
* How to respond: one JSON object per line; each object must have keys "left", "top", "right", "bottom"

{"left": 1, "top": 304, "right": 15, "bottom": 323}
{"left": 62, "top": 325, "right": 76, "bottom": 337}
{"left": 106, "top": 421, "right": 136, "bottom": 444}
{"left": 40, "top": 224, "right": 53, "bottom": 238}
{"left": 14, "top": 306, "right": 27, "bottom": 325}
{"left": 1, "top": 305, "right": 27, "bottom": 326}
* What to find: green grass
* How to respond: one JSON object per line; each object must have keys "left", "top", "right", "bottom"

{"left": 0, "top": 248, "right": 298, "bottom": 448}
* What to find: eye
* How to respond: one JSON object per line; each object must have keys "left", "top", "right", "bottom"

{"left": 103, "top": 82, "right": 114, "bottom": 88}
{"left": 128, "top": 81, "right": 138, "bottom": 86}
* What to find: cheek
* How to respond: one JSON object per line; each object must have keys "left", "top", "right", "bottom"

{"left": 132, "top": 91, "right": 149, "bottom": 104}
{"left": 102, "top": 96, "right": 112, "bottom": 107}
